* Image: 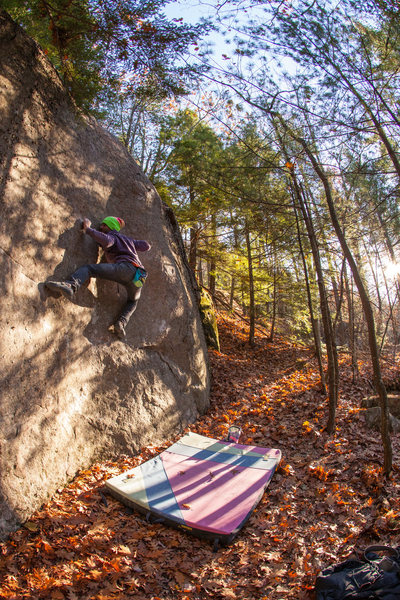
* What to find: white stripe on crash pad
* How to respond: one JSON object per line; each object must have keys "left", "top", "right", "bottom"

{"left": 172, "top": 432, "right": 278, "bottom": 459}
{"left": 106, "top": 465, "right": 150, "bottom": 509}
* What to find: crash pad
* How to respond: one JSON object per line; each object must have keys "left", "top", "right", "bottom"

{"left": 105, "top": 432, "right": 281, "bottom": 545}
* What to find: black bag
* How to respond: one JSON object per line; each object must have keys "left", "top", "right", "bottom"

{"left": 315, "top": 545, "right": 400, "bottom": 599}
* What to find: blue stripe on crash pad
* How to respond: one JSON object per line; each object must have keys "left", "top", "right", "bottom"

{"left": 140, "top": 457, "right": 184, "bottom": 522}
{"left": 165, "top": 444, "right": 278, "bottom": 471}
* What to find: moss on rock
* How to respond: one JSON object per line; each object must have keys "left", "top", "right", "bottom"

{"left": 199, "top": 287, "right": 220, "bottom": 351}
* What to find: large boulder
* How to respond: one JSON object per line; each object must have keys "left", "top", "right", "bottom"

{"left": 0, "top": 10, "right": 210, "bottom": 539}
{"left": 362, "top": 395, "right": 400, "bottom": 434}
{"left": 361, "top": 395, "right": 400, "bottom": 418}
{"left": 363, "top": 407, "right": 400, "bottom": 434}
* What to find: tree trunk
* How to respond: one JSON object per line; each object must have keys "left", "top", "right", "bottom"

{"left": 208, "top": 213, "right": 217, "bottom": 295}
{"left": 197, "top": 257, "right": 204, "bottom": 286}
{"left": 245, "top": 222, "right": 255, "bottom": 347}
{"left": 188, "top": 187, "right": 198, "bottom": 272}
{"left": 344, "top": 263, "right": 359, "bottom": 383}
{"left": 188, "top": 226, "right": 199, "bottom": 272}
{"left": 269, "top": 258, "right": 277, "bottom": 343}
{"left": 294, "top": 201, "right": 327, "bottom": 393}
{"left": 229, "top": 276, "right": 235, "bottom": 310}
{"left": 298, "top": 137, "right": 392, "bottom": 474}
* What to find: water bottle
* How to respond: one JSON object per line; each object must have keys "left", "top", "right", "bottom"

{"left": 227, "top": 425, "right": 241, "bottom": 443}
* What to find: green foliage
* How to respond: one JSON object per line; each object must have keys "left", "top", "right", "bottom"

{"left": 149, "top": 108, "right": 316, "bottom": 340}
{"left": 4, "top": 0, "right": 103, "bottom": 112}
{"left": 153, "top": 108, "right": 226, "bottom": 224}
{"left": 3, "top": 0, "right": 210, "bottom": 114}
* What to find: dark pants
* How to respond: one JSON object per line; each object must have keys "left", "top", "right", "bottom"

{"left": 67, "top": 262, "right": 142, "bottom": 325}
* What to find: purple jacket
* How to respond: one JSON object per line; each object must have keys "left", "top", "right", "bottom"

{"left": 86, "top": 227, "right": 151, "bottom": 269}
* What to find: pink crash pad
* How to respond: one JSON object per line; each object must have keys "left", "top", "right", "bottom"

{"left": 105, "top": 432, "right": 281, "bottom": 546}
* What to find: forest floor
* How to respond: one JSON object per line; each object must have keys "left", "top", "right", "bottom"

{"left": 1, "top": 311, "right": 400, "bottom": 600}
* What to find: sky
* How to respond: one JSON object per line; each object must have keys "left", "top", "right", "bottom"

{"left": 164, "top": 0, "right": 298, "bottom": 86}
{"left": 164, "top": 0, "right": 212, "bottom": 23}
{"left": 163, "top": 0, "right": 250, "bottom": 68}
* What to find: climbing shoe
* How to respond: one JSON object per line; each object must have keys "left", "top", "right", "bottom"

{"left": 45, "top": 281, "right": 75, "bottom": 299}
{"left": 113, "top": 321, "right": 126, "bottom": 339}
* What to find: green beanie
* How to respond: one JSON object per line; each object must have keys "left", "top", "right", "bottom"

{"left": 101, "top": 216, "right": 125, "bottom": 231}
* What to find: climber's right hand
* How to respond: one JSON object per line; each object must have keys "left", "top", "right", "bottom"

{"left": 81, "top": 218, "right": 91, "bottom": 232}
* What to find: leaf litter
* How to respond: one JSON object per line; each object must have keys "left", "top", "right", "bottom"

{"left": 1, "top": 312, "right": 399, "bottom": 599}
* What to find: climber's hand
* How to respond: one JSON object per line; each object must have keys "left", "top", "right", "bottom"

{"left": 82, "top": 218, "right": 91, "bottom": 232}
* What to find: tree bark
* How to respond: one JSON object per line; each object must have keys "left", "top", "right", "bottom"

{"left": 294, "top": 200, "right": 327, "bottom": 393}
{"left": 344, "top": 263, "right": 359, "bottom": 382}
{"left": 245, "top": 222, "right": 256, "bottom": 347}
{"left": 208, "top": 213, "right": 217, "bottom": 295}
{"left": 268, "top": 259, "right": 277, "bottom": 343}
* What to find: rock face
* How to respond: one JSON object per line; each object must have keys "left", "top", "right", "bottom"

{"left": 0, "top": 10, "right": 210, "bottom": 539}
{"left": 361, "top": 395, "right": 400, "bottom": 418}
{"left": 362, "top": 395, "right": 400, "bottom": 433}
{"left": 363, "top": 407, "right": 400, "bottom": 434}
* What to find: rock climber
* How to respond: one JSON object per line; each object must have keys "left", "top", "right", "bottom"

{"left": 45, "top": 216, "right": 151, "bottom": 339}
